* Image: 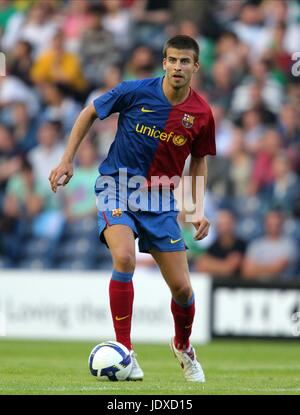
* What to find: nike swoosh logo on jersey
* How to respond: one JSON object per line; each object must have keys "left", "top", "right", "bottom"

{"left": 115, "top": 315, "right": 130, "bottom": 321}
{"left": 141, "top": 106, "right": 156, "bottom": 113}
{"left": 170, "top": 238, "right": 183, "bottom": 244}
{"left": 184, "top": 323, "right": 193, "bottom": 329}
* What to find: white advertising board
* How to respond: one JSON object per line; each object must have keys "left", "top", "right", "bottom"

{"left": 213, "top": 286, "right": 300, "bottom": 338}
{"left": 0, "top": 269, "right": 211, "bottom": 344}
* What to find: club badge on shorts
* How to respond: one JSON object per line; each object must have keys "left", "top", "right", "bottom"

{"left": 182, "top": 113, "right": 195, "bottom": 129}
{"left": 112, "top": 208, "right": 122, "bottom": 217}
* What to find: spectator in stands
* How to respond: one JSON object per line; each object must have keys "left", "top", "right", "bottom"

{"left": 211, "top": 103, "right": 235, "bottom": 157}
{"left": 231, "top": 60, "right": 283, "bottom": 119}
{"left": 6, "top": 39, "right": 33, "bottom": 86}
{"left": 242, "top": 209, "right": 298, "bottom": 280}
{"left": 62, "top": 139, "right": 98, "bottom": 223}
{"left": 102, "top": 0, "right": 134, "bottom": 52}
{"left": 0, "top": 0, "right": 16, "bottom": 35}
{"left": 204, "top": 58, "right": 235, "bottom": 109}
{"left": 5, "top": 101, "right": 39, "bottom": 154}
{"left": 123, "top": 45, "right": 163, "bottom": 80}
{"left": 3, "top": 158, "right": 45, "bottom": 221}
{"left": 231, "top": 2, "right": 270, "bottom": 60}
{"left": 261, "top": 0, "right": 300, "bottom": 55}
{"left": 262, "top": 22, "right": 292, "bottom": 81}
{"left": 264, "top": 153, "right": 300, "bottom": 216}
{"left": 0, "top": 124, "right": 21, "bottom": 208}
{"left": 85, "top": 65, "right": 121, "bottom": 161}
{"left": 132, "top": 0, "right": 171, "bottom": 51}
{"left": 215, "top": 30, "right": 248, "bottom": 77}
{"left": 277, "top": 104, "right": 300, "bottom": 149}
{"left": 38, "top": 82, "right": 81, "bottom": 134}
{"left": 85, "top": 64, "right": 122, "bottom": 105}
{"left": 228, "top": 128, "right": 252, "bottom": 199}
{"left": 195, "top": 209, "right": 247, "bottom": 279}
{"left": 238, "top": 108, "right": 267, "bottom": 155}
{"left": 177, "top": 19, "right": 215, "bottom": 75}
{"left": 249, "top": 128, "right": 283, "bottom": 196}
{"left": 31, "top": 30, "right": 87, "bottom": 98}
{"left": 277, "top": 103, "right": 300, "bottom": 174}
{"left": 2, "top": 1, "right": 59, "bottom": 56}
{"left": 28, "top": 120, "right": 65, "bottom": 194}
{"left": 0, "top": 73, "right": 39, "bottom": 118}
{"left": 61, "top": 0, "right": 90, "bottom": 53}
{"left": 79, "top": 3, "right": 120, "bottom": 85}
{"left": 1, "top": 158, "right": 45, "bottom": 261}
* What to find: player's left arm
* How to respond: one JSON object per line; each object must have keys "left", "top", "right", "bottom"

{"left": 189, "top": 155, "right": 210, "bottom": 241}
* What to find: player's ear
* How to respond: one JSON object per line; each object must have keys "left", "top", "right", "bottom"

{"left": 193, "top": 62, "right": 200, "bottom": 73}
{"left": 162, "top": 58, "right": 167, "bottom": 71}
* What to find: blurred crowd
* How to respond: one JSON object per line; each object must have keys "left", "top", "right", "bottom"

{"left": 0, "top": 0, "right": 299, "bottom": 280}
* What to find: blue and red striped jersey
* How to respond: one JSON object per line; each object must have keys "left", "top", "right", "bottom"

{"left": 93, "top": 77, "right": 216, "bottom": 187}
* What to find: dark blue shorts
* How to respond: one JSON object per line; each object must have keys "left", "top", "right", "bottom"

{"left": 97, "top": 208, "right": 185, "bottom": 254}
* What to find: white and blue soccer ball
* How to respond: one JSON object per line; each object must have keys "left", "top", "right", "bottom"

{"left": 88, "top": 341, "right": 132, "bottom": 381}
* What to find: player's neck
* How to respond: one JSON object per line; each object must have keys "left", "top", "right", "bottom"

{"left": 162, "top": 78, "right": 191, "bottom": 106}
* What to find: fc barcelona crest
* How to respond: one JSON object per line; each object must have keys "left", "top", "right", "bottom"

{"left": 182, "top": 113, "right": 195, "bottom": 129}
{"left": 112, "top": 208, "right": 122, "bottom": 217}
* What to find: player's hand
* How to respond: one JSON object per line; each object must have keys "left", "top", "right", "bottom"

{"left": 48, "top": 160, "right": 73, "bottom": 193}
{"left": 192, "top": 216, "right": 210, "bottom": 240}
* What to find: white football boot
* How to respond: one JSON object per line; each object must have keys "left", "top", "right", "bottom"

{"left": 170, "top": 337, "right": 205, "bottom": 382}
{"left": 127, "top": 351, "right": 144, "bottom": 381}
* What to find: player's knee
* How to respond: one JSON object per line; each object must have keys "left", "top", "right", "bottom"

{"left": 113, "top": 251, "right": 135, "bottom": 273}
{"left": 172, "top": 284, "right": 193, "bottom": 305}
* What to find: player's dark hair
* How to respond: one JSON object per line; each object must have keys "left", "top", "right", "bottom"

{"left": 163, "top": 35, "right": 200, "bottom": 63}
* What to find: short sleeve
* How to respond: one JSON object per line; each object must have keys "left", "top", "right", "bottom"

{"left": 245, "top": 242, "right": 261, "bottom": 262}
{"left": 191, "top": 108, "right": 216, "bottom": 158}
{"left": 93, "top": 81, "right": 131, "bottom": 120}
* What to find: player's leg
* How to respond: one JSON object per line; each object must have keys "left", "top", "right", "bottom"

{"left": 103, "top": 224, "right": 136, "bottom": 351}
{"left": 103, "top": 224, "right": 144, "bottom": 380}
{"left": 150, "top": 249, "right": 205, "bottom": 382}
{"left": 150, "top": 249, "right": 194, "bottom": 349}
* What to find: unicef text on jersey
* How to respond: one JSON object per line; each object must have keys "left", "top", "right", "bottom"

{"left": 95, "top": 168, "right": 204, "bottom": 223}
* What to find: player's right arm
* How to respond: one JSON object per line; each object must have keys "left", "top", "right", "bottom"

{"left": 49, "top": 102, "right": 97, "bottom": 193}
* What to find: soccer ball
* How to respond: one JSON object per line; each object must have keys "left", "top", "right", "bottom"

{"left": 88, "top": 341, "right": 132, "bottom": 381}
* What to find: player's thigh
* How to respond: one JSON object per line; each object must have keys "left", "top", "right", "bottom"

{"left": 150, "top": 249, "right": 192, "bottom": 299}
{"left": 104, "top": 224, "right": 136, "bottom": 271}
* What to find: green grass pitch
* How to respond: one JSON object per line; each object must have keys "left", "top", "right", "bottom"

{"left": 0, "top": 339, "right": 299, "bottom": 395}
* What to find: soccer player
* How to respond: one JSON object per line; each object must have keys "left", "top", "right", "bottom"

{"left": 49, "top": 35, "right": 216, "bottom": 382}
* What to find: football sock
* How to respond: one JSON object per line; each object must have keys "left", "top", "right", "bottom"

{"left": 171, "top": 292, "right": 195, "bottom": 351}
{"left": 109, "top": 270, "right": 134, "bottom": 351}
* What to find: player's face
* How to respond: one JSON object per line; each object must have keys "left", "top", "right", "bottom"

{"left": 163, "top": 48, "right": 199, "bottom": 90}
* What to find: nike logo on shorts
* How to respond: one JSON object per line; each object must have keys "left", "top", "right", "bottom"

{"left": 170, "top": 238, "right": 182, "bottom": 244}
